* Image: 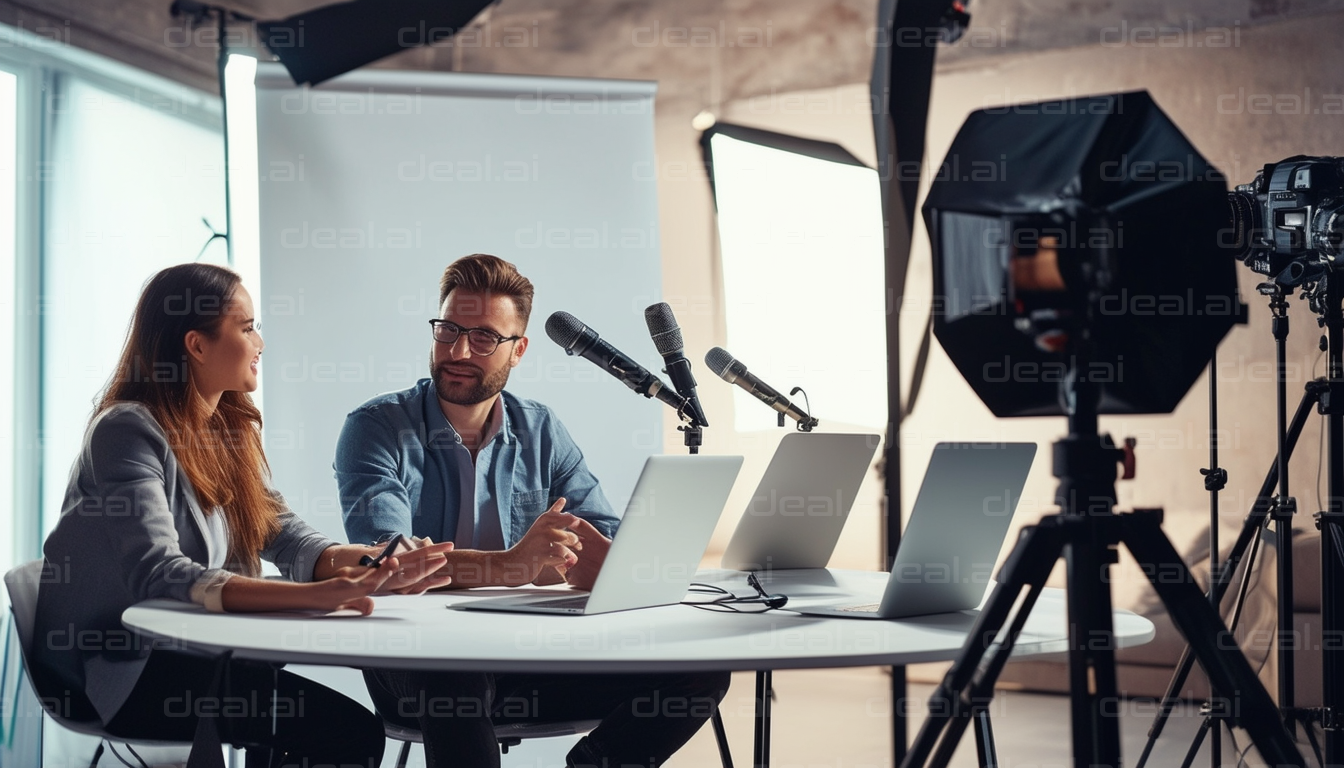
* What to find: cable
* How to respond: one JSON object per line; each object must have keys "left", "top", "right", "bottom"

{"left": 124, "top": 744, "right": 151, "bottom": 768}
{"left": 107, "top": 741, "right": 148, "bottom": 768}
{"left": 1232, "top": 729, "right": 1253, "bottom": 768}
{"left": 194, "top": 216, "right": 228, "bottom": 262}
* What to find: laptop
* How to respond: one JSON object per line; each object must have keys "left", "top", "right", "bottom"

{"left": 462, "top": 454, "right": 743, "bottom": 615}
{"left": 788, "top": 442, "right": 1036, "bottom": 620}
{"left": 720, "top": 432, "right": 881, "bottom": 571}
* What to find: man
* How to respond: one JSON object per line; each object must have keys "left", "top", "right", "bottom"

{"left": 336, "top": 253, "right": 729, "bottom": 768}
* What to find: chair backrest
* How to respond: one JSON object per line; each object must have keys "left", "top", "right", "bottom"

{"left": 4, "top": 560, "right": 43, "bottom": 657}
{"left": 4, "top": 559, "right": 101, "bottom": 728}
{"left": 383, "top": 718, "right": 602, "bottom": 745}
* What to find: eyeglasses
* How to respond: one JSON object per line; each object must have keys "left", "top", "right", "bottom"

{"left": 684, "top": 573, "right": 789, "bottom": 614}
{"left": 429, "top": 319, "right": 522, "bottom": 356}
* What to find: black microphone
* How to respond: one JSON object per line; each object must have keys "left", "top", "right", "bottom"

{"left": 545, "top": 311, "right": 689, "bottom": 414}
{"left": 704, "top": 346, "right": 819, "bottom": 430}
{"left": 643, "top": 303, "right": 709, "bottom": 428}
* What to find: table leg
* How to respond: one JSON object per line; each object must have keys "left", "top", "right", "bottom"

{"left": 892, "top": 665, "right": 906, "bottom": 764}
{"left": 753, "top": 670, "right": 773, "bottom": 768}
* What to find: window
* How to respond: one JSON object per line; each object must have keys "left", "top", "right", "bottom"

{"left": 41, "top": 76, "right": 227, "bottom": 536}
{"left": 0, "top": 68, "right": 16, "bottom": 580}
{"left": 0, "top": 23, "right": 224, "bottom": 548}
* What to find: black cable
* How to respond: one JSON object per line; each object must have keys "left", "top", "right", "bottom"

{"left": 106, "top": 742, "right": 146, "bottom": 768}
{"left": 194, "top": 217, "right": 227, "bottom": 261}
{"left": 123, "top": 744, "right": 151, "bottom": 768}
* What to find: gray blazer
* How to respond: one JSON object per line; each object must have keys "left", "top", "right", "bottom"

{"left": 34, "top": 402, "right": 336, "bottom": 723}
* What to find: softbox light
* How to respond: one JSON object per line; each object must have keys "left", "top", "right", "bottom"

{"left": 257, "top": 0, "right": 496, "bottom": 87}
{"left": 924, "top": 90, "right": 1243, "bottom": 417}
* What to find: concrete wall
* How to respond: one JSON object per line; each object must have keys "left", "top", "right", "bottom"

{"left": 657, "top": 10, "right": 1344, "bottom": 589}
{"left": 10, "top": 0, "right": 1342, "bottom": 581}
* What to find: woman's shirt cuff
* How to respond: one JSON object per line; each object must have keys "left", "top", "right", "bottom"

{"left": 189, "top": 568, "right": 234, "bottom": 613}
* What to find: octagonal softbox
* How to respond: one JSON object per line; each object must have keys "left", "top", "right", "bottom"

{"left": 923, "top": 90, "right": 1242, "bottom": 417}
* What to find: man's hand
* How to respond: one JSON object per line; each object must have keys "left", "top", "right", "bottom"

{"left": 560, "top": 517, "right": 611, "bottom": 591}
{"left": 500, "top": 498, "right": 581, "bottom": 586}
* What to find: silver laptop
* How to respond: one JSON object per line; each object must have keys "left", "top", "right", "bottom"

{"left": 462, "top": 455, "right": 743, "bottom": 615}
{"left": 720, "top": 432, "right": 881, "bottom": 571}
{"left": 788, "top": 442, "right": 1035, "bottom": 620}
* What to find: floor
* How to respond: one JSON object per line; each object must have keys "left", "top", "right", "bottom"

{"left": 658, "top": 666, "right": 1307, "bottom": 768}
{"left": 27, "top": 665, "right": 1325, "bottom": 767}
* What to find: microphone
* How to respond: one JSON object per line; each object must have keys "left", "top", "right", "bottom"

{"left": 643, "top": 303, "right": 709, "bottom": 428}
{"left": 704, "top": 347, "right": 819, "bottom": 430}
{"left": 545, "top": 311, "right": 689, "bottom": 415}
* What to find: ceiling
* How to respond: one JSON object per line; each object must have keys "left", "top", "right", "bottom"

{"left": 3, "top": 0, "right": 1341, "bottom": 110}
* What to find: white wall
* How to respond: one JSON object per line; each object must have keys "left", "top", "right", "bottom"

{"left": 253, "top": 65, "right": 665, "bottom": 541}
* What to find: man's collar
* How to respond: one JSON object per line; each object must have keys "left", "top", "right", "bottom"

{"left": 422, "top": 387, "right": 513, "bottom": 448}
{"left": 480, "top": 397, "right": 510, "bottom": 446}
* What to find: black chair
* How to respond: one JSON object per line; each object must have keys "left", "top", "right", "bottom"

{"left": 3, "top": 560, "right": 195, "bottom": 768}
{"left": 382, "top": 701, "right": 736, "bottom": 767}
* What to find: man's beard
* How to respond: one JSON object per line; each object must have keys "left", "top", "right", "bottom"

{"left": 431, "top": 360, "right": 512, "bottom": 406}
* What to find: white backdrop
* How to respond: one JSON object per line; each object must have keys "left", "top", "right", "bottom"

{"left": 252, "top": 64, "right": 663, "bottom": 542}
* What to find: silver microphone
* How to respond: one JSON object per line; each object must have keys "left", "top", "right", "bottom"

{"left": 704, "top": 347, "right": 818, "bottom": 430}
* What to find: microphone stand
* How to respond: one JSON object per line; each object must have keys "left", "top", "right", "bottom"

{"left": 679, "top": 417, "right": 703, "bottom": 454}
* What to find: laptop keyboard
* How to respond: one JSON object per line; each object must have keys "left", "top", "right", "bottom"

{"left": 839, "top": 603, "right": 880, "bottom": 613}
{"left": 538, "top": 595, "right": 591, "bottom": 610}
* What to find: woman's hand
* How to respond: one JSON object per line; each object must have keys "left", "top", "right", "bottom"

{"left": 222, "top": 561, "right": 405, "bottom": 614}
{"left": 370, "top": 540, "right": 454, "bottom": 594}
{"left": 304, "top": 558, "right": 417, "bottom": 614}
{"left": 333, "top": 540, "right": 456, "bottom": 595}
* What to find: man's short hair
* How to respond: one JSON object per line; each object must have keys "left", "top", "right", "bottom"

{"left": 438, "top": 254, "right": 535, "bottom": 328}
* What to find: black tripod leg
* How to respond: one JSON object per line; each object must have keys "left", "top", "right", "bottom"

{"left": 901, "top": 521, "right": 1067, "bottom": 768}
{"left": 1063, "top": 517, "right": 1123, "bottom": 768}
{"left": 928, "top": 576, "right": 1048, "bottom": 768}
{"left": 972, "top": 707, "right": 998, "bottom": 768}
{"left": 1135, "top": 385, "right": 1319, "bottom": 768}
{"left": 1122, "top": 512, "right": 1305, "bottom": 767}
{"left": 1320, "top": 511, "right": 1344, "bottom": 764}
{"left": 1179, "top": 718, "right": 1213, "bottom": 768}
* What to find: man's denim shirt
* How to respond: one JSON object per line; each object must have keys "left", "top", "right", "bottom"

{"left": 336, "top": 379, "right": 618, "bottom": 546}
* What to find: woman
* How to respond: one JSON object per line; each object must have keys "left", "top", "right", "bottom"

{"left": 34, "top": 263, "right": 452, "bottom": 767}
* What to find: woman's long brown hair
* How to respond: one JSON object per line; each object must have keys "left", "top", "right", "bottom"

{"left": 98, "top": 263, "right": 279, "bottom": 575}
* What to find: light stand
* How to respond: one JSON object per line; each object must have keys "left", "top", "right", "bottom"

{"left": 899, "top": 314, "right": 1306, "bottom": 768}
{"left": 169, "top": 1, "right": 254, "bottom": 266}
{"left": 1201, "top": 347, "right": 1229, "bottom": 768}
{"left": 1136, "top": 274, "right": 1344, "bottom": 767}
{"left": 1135, "top": 376, "right": 1326, "bottom": 767}
{"left": 1134, "top": 283, "right": 1316, "bottom": 768}
{"left": 1317, "top": 274, "right": 1344, "bottom": 765}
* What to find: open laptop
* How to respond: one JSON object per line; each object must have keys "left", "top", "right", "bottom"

{"left": 720, "top": 432, "right": 881, "bottom": 571}
{"left": 462, "top": 454, "right": 743, "bottom": 615}
{"left": 788, "top": 442, "right": 1035, "bottom": 620}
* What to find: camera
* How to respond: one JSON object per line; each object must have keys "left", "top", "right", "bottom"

{"left": 1228, "top": 155, "right": 1344, "bottom": 287}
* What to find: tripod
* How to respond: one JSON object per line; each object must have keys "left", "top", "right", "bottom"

{"left": 899, "top": 344, "right": 1306, "bottom": 768}
{"left": 1137, "top": 279, "right": 1344, "bottom": 768}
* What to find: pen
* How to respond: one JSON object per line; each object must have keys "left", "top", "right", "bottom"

{"left": 360, "top": 534, "right": 405, "bottom": 568}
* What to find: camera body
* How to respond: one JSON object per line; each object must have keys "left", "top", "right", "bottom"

{"left": 1228, "top": 155, "right": 1344, "bottom": 287}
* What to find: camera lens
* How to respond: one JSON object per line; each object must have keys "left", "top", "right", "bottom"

{"left": 1319, "top": 206, "right": 1344, "bottom": 257}
{"left": 1226, "top": 191, "right": 1263, "bottom": 260}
